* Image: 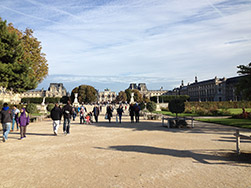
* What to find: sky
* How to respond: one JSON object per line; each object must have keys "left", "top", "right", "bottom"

{"left": 1, "top": 0, "right": 251, "bottom": 93}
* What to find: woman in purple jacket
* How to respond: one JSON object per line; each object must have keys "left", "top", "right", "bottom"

{"left": 18, "top": 108, "right": 30, "bottom": 139}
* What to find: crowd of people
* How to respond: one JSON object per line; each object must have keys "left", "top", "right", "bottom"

{"left": 1, "top": 101, "right": 141, "bottom": 142}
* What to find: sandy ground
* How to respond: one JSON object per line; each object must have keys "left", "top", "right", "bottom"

{"left": 0, "top": 114, "right": 251, "bottom": 188}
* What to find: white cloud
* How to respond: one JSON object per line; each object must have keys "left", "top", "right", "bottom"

{"left": 1, "top": 0, "right": 251, "bottom": 92}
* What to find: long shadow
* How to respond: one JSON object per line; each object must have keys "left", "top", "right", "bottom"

{"left": 10, "top": 132, "right": 55, "bottom": 137}
{"left": 95, "top": 145, "right": 251, "bottom": 165}
{"left": 88, "top": 119, "right": 243, "bottom": 136}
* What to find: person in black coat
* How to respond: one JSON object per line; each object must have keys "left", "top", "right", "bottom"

{"left": 0, "top": 103, "right": 13, "bottom": 142}
{"left": 129, "top": 104, "right": 135, "bottom": 123}
{"left": 50, "top": 103, "right": 62, "bottom": 135}
{"left": 106, "top": 105, "right": 113, "bottom": 123}
{"left": 92, "top": 105, "right": 100, "bottom": 123}
{"left": 62, "top": 101, "right": 73, "bottom": 134}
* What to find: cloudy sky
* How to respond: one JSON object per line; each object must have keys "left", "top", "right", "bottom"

{"left": 1, "top": 0, "right": 251, "bottom": 92}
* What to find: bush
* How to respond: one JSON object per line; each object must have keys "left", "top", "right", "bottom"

{"left": 139, "top": 102, "right": 146, "bottom": 110}
{"left": 146, "top": 101, "right": 157, "bottom": 112}
{"left": 46, "top": 103, "right": 55, "bottom": 112}
{"left": 169, "top": 99, "right": 185, "bottom": 118}
{"left": 21, "top": 98, "right": 43, "bottom": 104}
{"left": 45, "top": 97, "right": 60, "bottom": 104}
{"left": 150, "top": 95, "right": 190, "bottom": 103}
{"left": 26, "top": 103, "right": 38, "bottom": 114}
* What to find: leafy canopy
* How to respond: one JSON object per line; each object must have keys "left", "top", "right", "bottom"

{"left": 236, "top": 62, "right": 251, "bottom": 100}
{"left": 71, "top": 85, "right": 98, "bottom": 104}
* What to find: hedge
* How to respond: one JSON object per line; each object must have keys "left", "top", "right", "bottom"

{"left": 21, "top": 97, "right": 61, "bottom": 104}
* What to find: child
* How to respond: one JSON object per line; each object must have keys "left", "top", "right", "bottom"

{"left": 85, "top": 114, "right": 91, "bottom": 124}
{"left": 18, "top": 108, "right": 30, "bottom": 139}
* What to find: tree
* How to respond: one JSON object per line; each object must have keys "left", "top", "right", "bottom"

{"left": 71, "top": 85, "right": 98, "bottom": 104}
{"left": 116, "top": 91, "right": 127, "bottom": 103}
{"left": 132, "top": 89, "right": 143, "bottom": 103}
{"left": 168, "top": 99, "right": 185, "bottom": 118}
{"left": 236, "top": 63, "right": 251, "bottom": 100}
{"left": 125, "top": 89, "right": 132, "bottom": 103}
{"left": 146, "top": 101, "right": 156, "bottom": 112}
{"left": 0, "top": 18, "right": 48, "bottom": 92}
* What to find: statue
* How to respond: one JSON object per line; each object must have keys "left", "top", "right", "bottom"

{"left": 156, "top": 95, "right": 161, "bottom": 111}
{"left": 130, "top": 92, "right": 134, "bottom": 104}
{"left": 73, "top": 93, "right": 79, "bottom": 106}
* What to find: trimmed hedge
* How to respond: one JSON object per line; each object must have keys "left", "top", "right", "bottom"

{"left": 21, "top": 97, "right": 61, "bottom": 104}
{"left": 150, "top": 95, "right": 190, "bottom": 103}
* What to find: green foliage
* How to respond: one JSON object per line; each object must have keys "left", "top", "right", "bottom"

{"left": 150, "top": 95, "right": 190, "bottom": 103}
{"left": 146, "top": 101, "right": 157, "bottom": 112}
{"left": 236, "top": 62, "right": 251, "bottom": 100}
{"left": 124, "top": 89, "right": 143, "bottom": 103}
{"left": 45, "top": 97, "right": 60, "bottom": 104}
{"left": 71, "top": 85, "right": 97, "bottom": 104}
{"left": 0, "top": 18, "right": 48, "bottom": 92}
{"left": 46, "top": 103, "right": 55, "bottom": 112}
{"left": 60, "top": 96, "right": 70, "bottom": 104}
{"left": 139, "top": 102, "right": 146, "bottom": 110}
{"left": 125, "top": 89, "right": 132, "bottom": 103}
{"left": 26, "top": 103, "right": 38, "bottom": 114}
{"left": 116, "top": 91, "right": 127, "bottom": 103}
{"left": 168, "top": 99, "right": 185, "bottom": 118}
{"left": 21, "top": 97, "right": 43, "bottom": 104}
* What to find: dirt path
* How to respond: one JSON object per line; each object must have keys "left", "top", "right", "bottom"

{"left": 1, "top": 115, "right": 251, "bottom": 188}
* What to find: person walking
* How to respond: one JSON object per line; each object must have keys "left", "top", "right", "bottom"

{"left": 92, "top": 105, "right": 100, "bottom": 123}
{"left": 134, "top": 103, "right": 141, "bottom": 123}
{"left": 50, "top": 103, "right": 62, "bottom": 135}
{"left": 62, "top": 101, "right": 73, "bottom": 135}
{"left": 106, "top": 105, "right": 113, "bottom": 123}
{"left": 11, "top": 105, "right": 20, "bottom": 132}
{"left": 79, "top": 106, "right": 86, "bottom": 124}
{"left": 18, "top": 108, "right": 30, "bottom": 139}
{"left": 129, "top": 104, "right": 135, "bottom": 123}
{"left": 0, "top": 103, "right": 13, "bottom": 142}
{"left": 116, "top": 104, "right": 124, "bottom": 123}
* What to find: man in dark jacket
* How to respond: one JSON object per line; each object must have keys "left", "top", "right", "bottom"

{"left": 50, "top": 103, "right": 62, "bottom": 135}
{"left": 92, "top": 105, "right": 100, "bottom": 123}
{"left": 0, "top": 103, "right": 13, "bottom": 142}
{"left": 62, "top": 101, "right": 73, "bottom": 134}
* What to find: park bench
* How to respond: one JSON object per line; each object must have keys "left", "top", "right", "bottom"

{"left": 233, "top": 129, "right": 251, "bottom": 155}
{"left": 162, "top": 116, "right": 194, "bottom": 128}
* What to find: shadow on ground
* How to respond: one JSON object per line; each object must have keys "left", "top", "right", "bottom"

{"left": 95, "top": 145, "right": 251, "bottom": 166}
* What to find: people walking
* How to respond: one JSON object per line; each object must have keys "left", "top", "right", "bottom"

{"left": 129, "top": 104, "right": 135, "bottom": 123}
{"left": 72, "top": 107, "right": 77, "bottom": 121}
{"left": 0, "top": 103, "right": 13, "bottom": 142}
{"left": 92, "top": 105, "right": 100, "bottom": 123}
{"left": 106, "top": 105, "right": 113, "bottom": 123}
{"left": 79, "top": 106, "right": 86, "bottom": 124}
{"left": 50, "top": 103, "right": 62, "bottom": 135}
{"left": 62, "top": 101, "right": 73, "bottom": 134}
{"left": 134, "top": 103, "right": 141, "bottom": 123}
{"left": 18, "top": 108, "right": 30, "bottom": 139}
{"left": 116, "top": 104, "right": 124, "bottom": 123}
{"left": 11, "top": 105, "right": 20, "bottom": 131}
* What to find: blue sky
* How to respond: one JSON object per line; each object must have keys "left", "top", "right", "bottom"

{"left": 1, "top": 0, "right": 251, "bottom": 93}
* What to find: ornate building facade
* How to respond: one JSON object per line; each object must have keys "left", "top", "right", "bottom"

{"left": 0, "top": 83, "right": 68, "bottom": 104}
{"left": 98, "top": 89, "right": 117, "bottom": 103}
{"left": 168, "top": 76, "right": 243, "bottom": 101}
{"left": 128, "top": 83, "right": 168, "bottom": 98}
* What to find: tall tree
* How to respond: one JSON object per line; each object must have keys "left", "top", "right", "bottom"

{"left": 0, "top": 18, "right": 48, "bottom": 92}
{"left": 116, "top": 91, "right": 127, "bottom": 103}
{"left": 71, "top": 85, "right": 98, "bottom": 104}
{"left": 124, "top": 89, "right": 143, "bottom": 103}
{"left": 236, "top": 63, "right": 251, "bottom": 100}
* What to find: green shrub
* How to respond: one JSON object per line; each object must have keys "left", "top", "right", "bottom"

{"left": 45, "top": 97, "right": 60, "bottom": 104}
{"left": 169, "top": 99, "right": 185, "bottom": 118}
{"left": 139, "top": 102, "right": 146, "bottom": 110}
{"left": 46, "top": 103, "right": 55, "bottom": 112}
{"left": 26, "top": 103, "right": 38, "bottom": 114}
{"left": 146, "top": 101, "right": 157, "bottom": 112}
{"left": 150, "top": 95, "right": 189, "bottom": 103}
{"left": 21, "top": 98, "right": 43, "bottom": 104}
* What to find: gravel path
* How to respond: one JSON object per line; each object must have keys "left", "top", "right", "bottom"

{"left": 1, "top": 115, "right": 251, "bottom": 188}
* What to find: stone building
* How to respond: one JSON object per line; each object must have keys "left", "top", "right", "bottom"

{"left": 0, "top": 83, "right": 68, "bottom": 104}
{"left": 171, "top": 76, "right": 243, "bottom": 101}
{"left": 98, "top": 89, "right": 117, "bottom": 103}
{"left": 128, "top": 83, "right": 168, "bottom": 98}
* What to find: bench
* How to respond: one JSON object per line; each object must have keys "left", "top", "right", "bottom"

{"left": 233, "top": 129, "right": 251, "bottom": 155}
{"left": 162, "top": 117, "right": 194, "bottom": 128}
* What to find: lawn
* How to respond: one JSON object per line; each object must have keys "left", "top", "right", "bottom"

{"left": 196, "top": 118, "right": 251, "bottom": 129}
{"left": 220, "top": 108, "right": 251, "bottom": 114}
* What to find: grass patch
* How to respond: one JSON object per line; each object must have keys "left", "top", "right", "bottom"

{"left": 219, "top": 108, "right": 251, "bottom": 115}
{"left": 196, "top": 118, "right": 251, "bottom": 129}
